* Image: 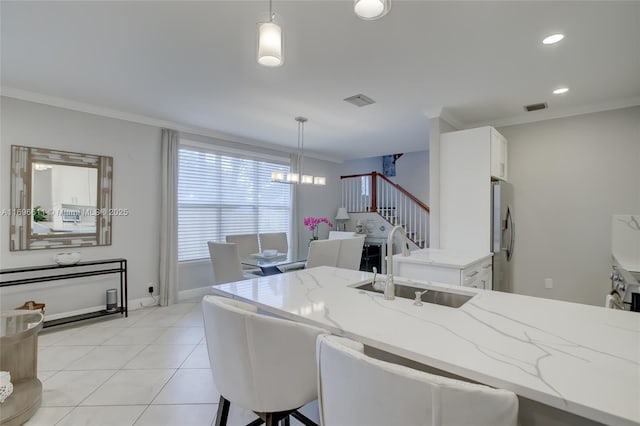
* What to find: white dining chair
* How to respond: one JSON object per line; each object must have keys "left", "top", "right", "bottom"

{"left": 306, "top": 239, "right": 341, "bottom": 268}
{"left": 202, "top": 295, "right": 327, "bottom": 426}
{"left": 316, "top": 334, "right": 518, "bottom": 426}
{"left": 258, "top": 232, "right": 288, "bottom": 253}
{"left": 336, "top": 236, "right": 365, "bottom": 270}
{"left": 208, "top": 242, "right": 260, "bottom": 285}
{"left": 328, "top": 231, "right": 357, "bottom": 240}
{"left": 225, "top": 234, "right": 260, "bottom": 258}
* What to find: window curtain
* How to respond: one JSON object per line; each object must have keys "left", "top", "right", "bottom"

{"left": 159, "top": 129, "right": 179, "bottom": 306}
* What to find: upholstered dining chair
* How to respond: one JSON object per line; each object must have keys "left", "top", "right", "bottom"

{"left": 208, "top": 242, "right": 260, "bottom": 285}
{"left": 336, "top": 236, "right": 365, "bottom": 270}
{"left": 225, "top": 234, "right": 260, "bottom": 258}
{"left": 306, "top": 239, "right": 341, "bottom": 269}
{"left": 202, "top": 295, "right": 327, "bottom": 426}
{"left": 328, "top": 231, "right": 357, "bottom": 240}
{"left": 258, "top": 232, "right": 288, "bottom": 253}
{"left": 316, "top": 334, "right": 519, "bottom": 426}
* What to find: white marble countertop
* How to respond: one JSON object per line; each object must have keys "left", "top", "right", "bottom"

{"left": 394, "top": 248, "right": 492, "bottom": 269}
{"left": 210, "top": 266, "right": 640, "bottom": 426}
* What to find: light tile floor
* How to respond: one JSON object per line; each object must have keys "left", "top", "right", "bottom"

{"left": 27, "top": 299, "right": 266, "bottom": 426}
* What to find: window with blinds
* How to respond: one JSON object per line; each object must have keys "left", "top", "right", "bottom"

{"left": 178, "top": 146, "right": 291, "bottom": 262}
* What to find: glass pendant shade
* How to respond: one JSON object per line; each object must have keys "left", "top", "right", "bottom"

{"left": 313, "top": 176, "right": 326, "bottom": 186}
{"left": 301, "top": 175, "right": 314, "bottom": 184}
{"left": 271, "top": 171, "right": 285, "bottom": 182}
{"left": 354, "top": 0, "right": 390, "bottom": 20}
{"left": 257, "top": 21, "right": 283, "bottom": 67}
{"left": 287, "top": 172, "right": 299, "bottom": 183}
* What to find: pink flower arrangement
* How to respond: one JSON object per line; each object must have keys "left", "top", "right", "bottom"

{"left": 304, "top": 216, "right": 334, "bottom": 240}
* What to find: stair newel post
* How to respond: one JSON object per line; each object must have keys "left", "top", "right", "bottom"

{"left": 371, "top": 171, "right": 377, "bottom": 213}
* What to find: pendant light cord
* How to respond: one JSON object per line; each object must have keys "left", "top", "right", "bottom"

{"left": 269, "top": 0, "right": 274, "bottom": 22}
{"left": 295, "top": 117, "right": 307, "bottom": 177}
{"left": 299, "top": 119, "right": 304, "bottom": 177}
{"left": 296, "top": 119, "right": 301, "bottom": 174}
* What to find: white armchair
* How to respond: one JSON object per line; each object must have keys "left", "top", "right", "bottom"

{"left": 258, "top": 232, "right": 288, "bottom": 253}
{"left": 306, "top": 239, "right": 341, "bottom": 268}
{"left": 316, "top": 334, "right": 518, "bottom": 426}
{"left": 336, "top": 236, "right": 365, "bottom": 270}
{"left": 225, "top": 234, "right": 260, "bottom": 258}
{"left": 208, "top": 242, "right": 261, "bottom": 284}
{"left": 202, "top": 296, "right": 327, "bottom": 426}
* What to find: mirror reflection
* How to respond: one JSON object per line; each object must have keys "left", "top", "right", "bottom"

{"left": 31, "top": 163, "right": 98, "bottom": 235}
{"left": 9, "top": 145, "right": 113, "bottom": 251}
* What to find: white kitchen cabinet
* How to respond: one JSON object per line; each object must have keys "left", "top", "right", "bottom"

{"left": 440, "top": 126, "right": 508, "bottom": 252}
{"left": 393, "top": 249, "right": 492, "bottom": 288}
{"left": 462, "top": 267, "right": 492, "bottom": 289}
{"left": 490, "top": 127, "right": 508, "bottom": 181}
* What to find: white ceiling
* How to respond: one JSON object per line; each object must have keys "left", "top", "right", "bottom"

{"left": 2, "top": 1, "right": 639, "bottom": 160}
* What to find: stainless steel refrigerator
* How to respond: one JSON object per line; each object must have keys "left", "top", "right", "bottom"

{"left": 492, "top": 181, "right": 515, "bottom": 292}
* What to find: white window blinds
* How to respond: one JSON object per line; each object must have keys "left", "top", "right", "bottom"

{"left": 178, "top": 145, "right": 291, "bottom": 262}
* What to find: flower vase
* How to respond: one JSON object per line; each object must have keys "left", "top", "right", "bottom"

{"left": 309, "top": 229, "right": 319, "bottom": 246}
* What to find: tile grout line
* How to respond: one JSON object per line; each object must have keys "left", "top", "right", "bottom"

{"left": 35, "top": 301, "right": 211, "bottom": 426}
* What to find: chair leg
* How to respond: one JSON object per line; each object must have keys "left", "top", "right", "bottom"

{"left": 290, "top": 410, "right": 318, "bottom": 426}
{"left": 265, "top": 413, "right": 277, "bottom": 426}
{"left": 215, "top": 395, "right": 231, "bottom": 426}
{"left": 246, "top": 419, "right": 264, "bottom": 426}
{"left": 280, "top": 415, "right": 290, "bottom": 426}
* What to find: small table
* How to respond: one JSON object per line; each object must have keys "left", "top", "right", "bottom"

{"left": 1, "top": 310, "right": 44, "bottom": 426}
{"left": 241, "top": 252, "right": 306, "bottom": 275}
{"left": 0, "top": 258, "right": 128, "bottom": 328}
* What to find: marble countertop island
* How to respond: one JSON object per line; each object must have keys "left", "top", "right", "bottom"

{"left": 211, "top": 266, "right": 640, "bottom": 426}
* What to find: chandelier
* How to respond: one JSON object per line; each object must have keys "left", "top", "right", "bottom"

{"left": 271, "top": 117, "right": 326, "bottom": 186}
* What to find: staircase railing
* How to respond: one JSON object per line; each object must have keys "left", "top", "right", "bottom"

{"left": 341, "top": 172, "right": 429, "bottom": 249}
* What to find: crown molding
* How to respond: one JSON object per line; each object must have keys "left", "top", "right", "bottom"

{"left": 0, "top": 86, "right": 344, "bottom": 163}
{"left": 424, "top": 107, "right": 463, "bottom": 130}
{"left": 465, "top": 96, "right": 640, "bottom": 130}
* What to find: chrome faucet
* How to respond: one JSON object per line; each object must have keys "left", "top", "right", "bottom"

{"left": 384, "top": 225, "right": 410, "bottom": 300}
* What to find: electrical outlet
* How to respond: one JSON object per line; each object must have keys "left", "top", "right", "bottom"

{"left": 544, "top": 278, "right": 553, "bottom": 289}
{"left": 148, "top": 286, "right": 154, "bottom": 294}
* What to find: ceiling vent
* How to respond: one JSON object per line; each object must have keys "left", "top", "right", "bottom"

{"left": 344, "top": 94, "right": 376, "bottom": 107}
{"left": 523, "top": 102, "right": 548, "bottom": 112}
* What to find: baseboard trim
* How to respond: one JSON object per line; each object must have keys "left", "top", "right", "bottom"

{"left": 178, "top": 286, "right": 212, "bottom": 301}
{"left": 42, "top": 289, "right": 210, "bottom": 321}
{"left": 43, "top": 296, "right": 155, "bottom": 321}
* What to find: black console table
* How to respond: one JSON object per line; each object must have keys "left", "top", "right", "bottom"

{"left": 0, "top": 258, "right": 128, "bottom": 328}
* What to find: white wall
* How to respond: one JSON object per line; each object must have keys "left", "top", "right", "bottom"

{"left": 1, "top": 97, "right": 161, "bottom": 315}
{"left": 293, "top": 157, "right": 343, "bottom": 257}
{"left": 498, "top": 106, "right": 640, "bottom": 306}
{"left": 341, "top": 150, "right": 430, "bottom": 205}
{"left": 340, "top": 156, "right": 381, "bottom": 177}
{"left": 394, "top": 151, "right": 429, "bottom": 205}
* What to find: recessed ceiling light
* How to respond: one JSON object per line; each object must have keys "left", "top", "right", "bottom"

{"left": 553, "top": 87, "right": 569, "bottom": 95}
{"left": 354, "top": 0, "right": 391, "bottom": 20}
{"left": 542, "top": 33, "right": 565, "bottom": 45}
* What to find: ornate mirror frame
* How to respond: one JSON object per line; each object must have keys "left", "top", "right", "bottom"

{"left": 9, "top": 145, "right": 113, "bottom": 251}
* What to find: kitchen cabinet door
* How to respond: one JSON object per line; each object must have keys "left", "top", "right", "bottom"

{"left": 491, "top": 128, "right": 508, "bottom": 181}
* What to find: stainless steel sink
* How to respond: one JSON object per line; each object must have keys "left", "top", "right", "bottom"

{"left": 355, "top": 282, "right": 472, "bottom": 308}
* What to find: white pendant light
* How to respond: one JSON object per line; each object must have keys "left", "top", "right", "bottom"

{"left": 272, "top": 117, "right": 326, "bottom": 186}
{"left": 257, "top": 0, "right": 283, "bottom": 67}
{"left": 354, "top": 0, "right": 391, "bottom": 20}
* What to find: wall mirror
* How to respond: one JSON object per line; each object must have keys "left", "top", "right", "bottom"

{"left": 10, "top": 145, "right": 113, "bottom": 251}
